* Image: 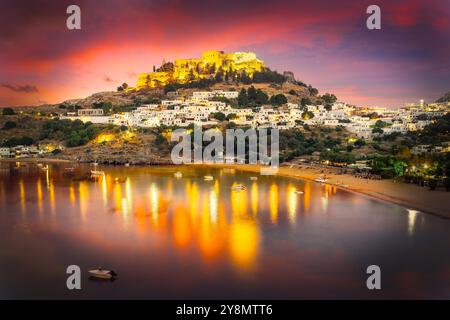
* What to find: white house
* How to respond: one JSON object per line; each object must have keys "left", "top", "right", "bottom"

{"left": 78, "top": 109, "right": 104, "bottom": 116}
{"left": 0, "top": 147, "right": 11, "bottom": 158}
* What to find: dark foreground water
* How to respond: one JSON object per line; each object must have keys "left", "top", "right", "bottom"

{"left": 0, "top": 163, "right": 450, "bottom": 299}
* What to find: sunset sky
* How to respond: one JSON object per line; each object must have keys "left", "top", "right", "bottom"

{"left": 0, "top": 0, "right": 449, "bottom": 108}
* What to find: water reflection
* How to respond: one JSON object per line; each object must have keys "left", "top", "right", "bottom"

{"left": 287, "top": 184, "right": 297, "bottom": 223}
{"left": 2, "top": 163, "right": 450, "bottom": 298}
{"left": 269, "top": 184, "right": 278, "bottom": 223}
{"left": 2, "top": 163, "right": 428, "bottom": 273}
{"left": 19, "top": 179, "right": 26, "bottom": 216}
{"left": 408, "top": 209, "right": 419, "bottom": 236}
{"left": 37, "top": 179, "right": 43, "bottom": 214}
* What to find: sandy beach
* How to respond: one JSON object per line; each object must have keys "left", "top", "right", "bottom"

{"left": 199, "top": 163, "right": 450, "bottom": 219}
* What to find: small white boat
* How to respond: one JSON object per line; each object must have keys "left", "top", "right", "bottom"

{"left": 124, "top": 163, "right": 130, "bottom": 167}
{"left": 88, "top": 268, "right": 118, "bottom": 280}
{"left": 232, "top": 184, "right": 246, "bottom": 191}
{"left": 174, "top": 172, "right": 183, "bottom": 179}
{"left": 295, "top": 190, "right": 304, "bottom": 195}
{"left": 315, "top": 178, "right": 328, "bottom": 183}
{"left": 91, "top": 162, "right": 99, "bottom": 166}
{"left": 41, "top": 165, "right": 49, "bottom": 171}
{"left": 204, "top": 175, "right": 214, "bottom": 181}
{"left": 91, "top": 170, "right": 105, "bottom": 177}
{"left": 37, "top": 163, "right": 43, "bottom": 168}
{"left": 250, "top": 177, "right": 258, "bottom": 181}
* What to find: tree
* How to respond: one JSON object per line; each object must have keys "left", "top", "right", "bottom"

{"left": 255, "top": 89, "right": 269, "bottom": 105}
{"left": 368, "top": 112, "right": 379, "bottom": 120}
{"left": 164, "top": 84, "right": 177, "bottom": 94}
{"left": 374, "top": 120, "right": 390, "bottom": 128}
{"left": 238, "top": 89, "right": 248, "bottom": 106}
{"left": 252, "top": 69, "right": 286, "bottom": 84}
{"left": 392, "top": 159, "right": 407, "bottom": 177}
{"left": 214, "top": 71, "right": 224, "bottom": 82}
{"left": 397, "top": 146, "right": 411, "bottom": 160}
{"left": 247, "top": 86, "right": 257, "bottom": 101}
{"left": 155, "top": 133, "right": 166, "bottom": 145}
{"left": 3, "top": 121, "right": 17, "bottom": 130}
{"left": 1, "top": 136, "right": 34, "bottom": 147}
{"left": 321, "top": 150, "right": 355, "bottom": 164}
{"left": 416, "top": 113, "right": 429, "bottom": 121}
{"left": 240, "top": 71, "right": 252, "bottom": 84}
{"left": 226, "top": 113, "right": 237, "bottom": 121}
{"left": 93, "top": 101, "right": 113, "bottom": 114}
{"left": 300, "top": 97, "right": 312, "bottom": 106}
{"left": 322, "top": 93, "right": 337, "bottom": 104}
{"left": 212, "top": 112, "right": 226, "bottom": 121}
{"left": 372, "top": 127, "right": 384, "bottom": 135}
{"left": 66, "top": 132, "right": 82, "bottom": 147}
{"left": 2, "top": 108, "right": 15, "bottom": 115}
{"left": 269, "top": 94, "right": 287, "bottom": 106}
{"left": 354, "top": 139, "right": 366, "bottom": 148}
{"left": 301, "top": 111, "right": 314, "bottom": 120}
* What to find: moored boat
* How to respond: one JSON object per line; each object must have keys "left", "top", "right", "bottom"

{"left": 174, "top": 172, "right": 183, "bottom": 179}
{"left": 91, "top": 170, "right": 105, "bottom": 177}
{"left": 231, "top": 184, "right": 246, "bottom": 191}
{"left": 88, "top": 268, "right": 118, "bottom": 280}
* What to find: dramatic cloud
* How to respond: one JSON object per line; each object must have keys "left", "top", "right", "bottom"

{"left": 1, "top": 84, "right": 39, "bottom": 93}
{"left": 0, "top": 0, "right": 448, "bottom": 107}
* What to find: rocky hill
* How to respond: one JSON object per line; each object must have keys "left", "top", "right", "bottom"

{"left": 135, "top": 50, "right": 265, "bottom": 90}
{"left": 436, "top": 91, "right": 450, "bottom": 103}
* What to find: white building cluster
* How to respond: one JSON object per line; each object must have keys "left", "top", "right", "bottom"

{"left": 0, "top": 144, "right": 63, "bottom": 159}
{"left": 62, "top": 91, "right": 449, "bottom": 140}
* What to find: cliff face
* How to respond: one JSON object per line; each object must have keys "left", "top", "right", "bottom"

{"left": 136, "top": 50, "right": 265, "bottom": 90}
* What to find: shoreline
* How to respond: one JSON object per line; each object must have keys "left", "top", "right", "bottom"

{"left": 0, "top": 157, "right": 73, "bottom": 163}
{"left": 196, "top": 163, "right": 450, "bottom": 219}
{"left": 2, "top": 158, "right": 449, "bottom": 218}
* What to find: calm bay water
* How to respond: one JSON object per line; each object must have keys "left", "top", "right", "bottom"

{"left": 0, "top": 163, "right": 450, "bottom": 299}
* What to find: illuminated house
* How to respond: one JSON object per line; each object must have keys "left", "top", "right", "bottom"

{"left": 136, "top": 50, "right": 265, "bottom": 90}
{"left": 77, "top": 109, "right": 104, "bottom": 116}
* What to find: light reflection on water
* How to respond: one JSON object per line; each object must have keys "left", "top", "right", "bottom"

{"left": 1, "top": 163, "right": 450, "bottom": 299}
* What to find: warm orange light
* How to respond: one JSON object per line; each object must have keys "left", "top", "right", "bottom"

{"left": 96, "top": 133, "right": 115, "bottom": 143}
{"left": 269, "top": 184, "right": 278, "bottom": 224}
{"left": 229, "top": 220, "right": 259, "bottom": 271}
